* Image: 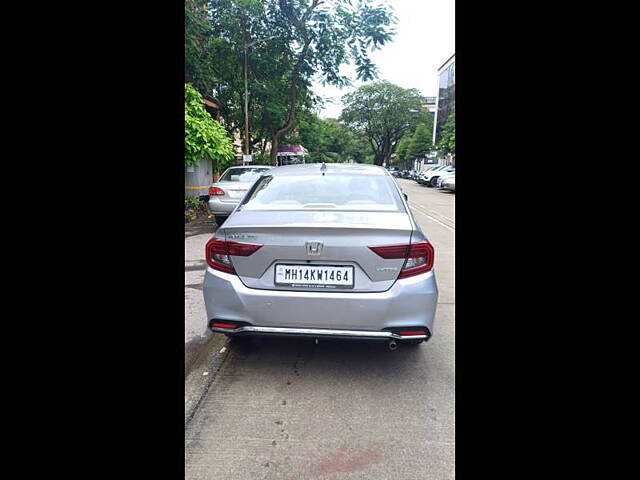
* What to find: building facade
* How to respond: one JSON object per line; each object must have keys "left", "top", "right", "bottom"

{"left": 433, "top": 53, "right": 455, "bottom": 165}
{"left": 424, "top": 97, "right": 437, "bottom": 113}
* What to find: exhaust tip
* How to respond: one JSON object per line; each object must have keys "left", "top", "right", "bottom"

{"left": 388, "top": 340, "right": 397, "bottom": 350}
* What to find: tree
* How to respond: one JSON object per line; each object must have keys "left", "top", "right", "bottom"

{"left": 340, "top": 81, "right": 426, "bottom": 165}
{"left": 394, "top": 134, "right": 412, "bottom": 163}
{"left": 266, "top": 0, "right": 396, "bottom": 164}
{"left": 284, "top": 113, "right": 372, "bottom": 163}
{"left": 188, "top": 0, "right": 395, "bottom": 165}
{"left": 206, "top": 0, "right": 293, "bottom": 151}
{"left": 407, "top": 123, "right": 433, "bottom": 161}
{"left": 184, "top": 83, "right": 235, "bottom": 170}
{"left": 438, "top": 112, "right": 455, "bottom": 156}
{"left": 185, "top": 0, "right": 217, "bottom": 96}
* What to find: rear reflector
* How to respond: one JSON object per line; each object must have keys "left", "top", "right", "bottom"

{"left": 211, "top": 322, "right": 237, "bottom": 329}
{"left": 368, "top": 240, "right": 434, "bottom": 278}
{"left": 397, "top": 330, "right": 426, "bottom": 336}
{"left": 205, "top": 237, "right": 263, "bottom": 274}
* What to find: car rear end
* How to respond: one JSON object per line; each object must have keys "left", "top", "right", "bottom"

{"left": 203, "top": 164, "right": 438, "bottom": 347}
{"left": 208, "top": 166, "right": 272, "bottom": 222}
{"left": 442, "top": 176, "right": 455, "bottom": 191}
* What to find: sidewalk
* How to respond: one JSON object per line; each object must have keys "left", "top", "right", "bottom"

{"left": 185, "top": 218, "right": 216, "bottom": 373}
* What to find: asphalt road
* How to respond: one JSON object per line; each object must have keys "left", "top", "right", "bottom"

{"left": 185, "top": 179, "right": 455, "bottom": 479}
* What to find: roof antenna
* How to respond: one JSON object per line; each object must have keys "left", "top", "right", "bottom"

{"left": 321, "top": 162, "right": 327, "bottom": 176}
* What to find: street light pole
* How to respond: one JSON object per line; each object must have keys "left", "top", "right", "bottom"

{"left": 243, "top": 42, "right": 250, "bottom": 162}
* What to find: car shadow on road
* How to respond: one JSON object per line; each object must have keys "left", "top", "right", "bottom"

{"left": 223, "top": 335, "right": 438, "bottom": 390}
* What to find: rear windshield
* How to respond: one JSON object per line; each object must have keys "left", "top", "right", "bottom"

{"left": 241, "top": 174, "right": 404, "bottom": 211}
{"left": 219, "top": 167, "right": 269, "bottom": 183}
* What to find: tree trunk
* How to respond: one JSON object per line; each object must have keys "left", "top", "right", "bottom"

{"left": 270, "top": 133, "right": 279, "bottom": 165}
{"left": 270, "top": 76, "right": 300, "bottom": 165}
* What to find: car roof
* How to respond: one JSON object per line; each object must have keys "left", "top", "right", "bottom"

{"left": 224, "top": 165, "right": 272, "bottom": 169}
{"left": 269, "top": 163, "right": 389, "bottom": 177}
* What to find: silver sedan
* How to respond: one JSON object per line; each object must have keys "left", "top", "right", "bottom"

{"left": 208, "top": 165, "right": 273, "bottom": 225}
{"left": 203, "top": 163, "right": 438, "bottom": 349}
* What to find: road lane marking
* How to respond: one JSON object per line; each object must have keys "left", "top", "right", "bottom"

{"left": 409, "top": 202, "right": 455, "bottom": 232}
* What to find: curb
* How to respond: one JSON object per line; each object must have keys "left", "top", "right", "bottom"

{"left": 185, "top": 332, "right": 231, "bottom": 426}
{"left": 185, "top": 330, "right": 215, "bottom": 376}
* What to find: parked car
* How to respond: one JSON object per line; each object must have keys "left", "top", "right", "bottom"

{"left": 208, "top": 165, "right": 273, "bottom": 225}
{"left": 436, "top": 171, "right": 456, "bottom": 188}
{"left": 204, "top": 163, "right": 438, "bottom": 349}
{"left": 417, "top": 165, "right": 445, "bottom": 185}
{"left": 442, "top": 175, "right": 455, "bottom": 192}
{"left": 422, "top": 165, "right": 455, "bottom": 187}
{"left": 417, "top": 165, "right": 448, "bottom": 185}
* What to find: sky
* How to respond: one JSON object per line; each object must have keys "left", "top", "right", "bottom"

{"left": 312, "top": 0, "right": 455, "bottom": 119}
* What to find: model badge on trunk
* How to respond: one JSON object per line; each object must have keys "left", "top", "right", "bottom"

{"left": 228, "top": 233, "right": 257, "bottom": 240}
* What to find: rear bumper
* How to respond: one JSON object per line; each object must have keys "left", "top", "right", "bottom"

{"left": 208, "top": 197, "right": 238, "bottom": 215}
{"left": 210, "top": 325, "right": 429, "bottom": 341}
{"left": 203, "top": 267, "right": 438, "bottom": 334}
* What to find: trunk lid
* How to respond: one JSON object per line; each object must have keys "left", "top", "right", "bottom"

{"left": 222, "top": 210, "right": 413, "bottom": 292}
{"left": 214, "top": 181, "right": 255, "bottom": 203}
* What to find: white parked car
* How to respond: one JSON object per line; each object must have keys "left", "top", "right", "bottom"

{"left": 417, "top": 165, "right": 448, "bottom": 185}
{"left": 442, "top": 176, "right": 455, "bottom": 192}
{"left": 436, "top": 171, "right": 456, "bottom": 188}
{"left": 422, "top": 165, "right": 455, "bottom": 187}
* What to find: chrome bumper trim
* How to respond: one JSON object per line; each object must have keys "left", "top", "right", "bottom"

{"left": 210, "top": 325, "right": 428, "bottom": 341}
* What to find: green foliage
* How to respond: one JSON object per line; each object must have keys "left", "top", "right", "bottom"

{"left": 184, "top": 196, "right": 202, "bottom": 209}
{"left": 207, "top": 0, "right": 295, "bottom": 146}
{"left": 284, "top": 113, "right": 373, "bottom": 163}
{"left": 250, "top": 153, "right": 272, "bottom": 165}
{"left": 438, "top": 112, "right": 455, "bottom": 156}
{"left": 265, "top": 0, "right": 397, "bottom": 162}
{"left": 185, "top": 0, "right": 217, "bottom": 95}
{"left": 407, "top": 123, "right": 433, "bottom": 160}
{"left": 185, "top": 83, "right": 235, "bottom": 169}
{"left": 395, "top": 134, "right": 412, "bottom": 163}
{"left": 341, "top": 81, "right": 427, "bottom": 165}
{"left": 204, "top": 0, "right": 395, "bottom": 163}
{"left": 186, "top": 0, "right": 396, "bottom": 166}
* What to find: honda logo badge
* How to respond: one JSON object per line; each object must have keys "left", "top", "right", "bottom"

{"left": 306, "top": 241, "right": 323, "bottom": 256}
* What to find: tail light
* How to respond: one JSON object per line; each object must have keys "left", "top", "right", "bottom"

{"left": 368, "top": 240, "right": 434, "bottom": 278}
{"left": 205, "top": 237, "right": 263, "bottom": 274}
{"left": 209, "top": 186, "right": 225, "bottom": 196}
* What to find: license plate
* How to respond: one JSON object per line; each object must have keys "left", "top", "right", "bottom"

{"left": 227, "top": 190, "right": 244, "bottom": 199}
{"left": 275, "top": 264, "right": 354, "bottom": 289}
